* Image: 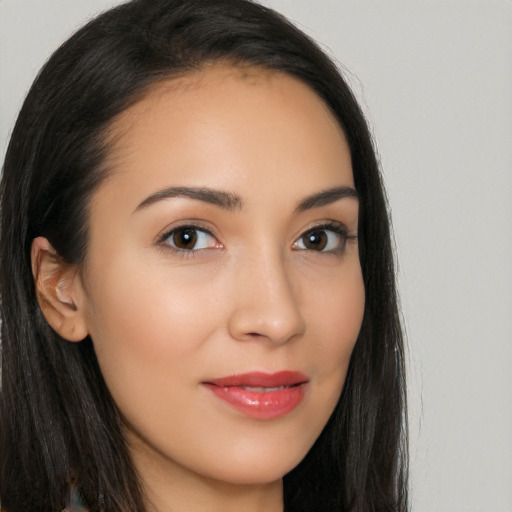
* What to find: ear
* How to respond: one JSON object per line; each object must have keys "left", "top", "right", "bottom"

{"left": 31, "top": 237, "right": 89, "bottom": 342}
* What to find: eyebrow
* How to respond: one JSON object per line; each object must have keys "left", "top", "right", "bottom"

{"left": 135, "top": 186, "right": 243, "bottom": 212}
{"left": 134, "top": 184, "right": 358, "bottom": 213}
{"left": 295, "top": 186, "right": 359, "bottom": 212}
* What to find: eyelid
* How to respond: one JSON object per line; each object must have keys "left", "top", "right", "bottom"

{"left": 292, "top": 221, "right": 357, "bottom": 252}
{"left": 156, "top": 221, "right": 222, "bottom": 254}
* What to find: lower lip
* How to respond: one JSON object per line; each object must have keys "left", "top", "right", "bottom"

{"left": 203, "top": 383, "right": 307, "bottom": 420}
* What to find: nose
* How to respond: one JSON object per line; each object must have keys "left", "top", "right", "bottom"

{"left": 227, "top": 250, "right": 306, "bottom": 345}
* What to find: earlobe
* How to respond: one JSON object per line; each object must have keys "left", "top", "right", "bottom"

{"left": 31, "top": 237, "right": 89, "bottom": 342}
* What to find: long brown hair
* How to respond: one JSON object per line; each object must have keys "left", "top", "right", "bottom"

{"left": 0, "top": 1, "right": 408, "bottom": 510}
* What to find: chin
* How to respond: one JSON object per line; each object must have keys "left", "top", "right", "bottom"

{"left": 197, "top": 436, "right": 312, "bottom": 486}
{"left": 208, "top": 458, "right": 301, "bottom": 486}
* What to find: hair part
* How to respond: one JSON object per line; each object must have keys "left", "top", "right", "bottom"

{"left": 0, "top": 1, "right": 408, "bottom": 510}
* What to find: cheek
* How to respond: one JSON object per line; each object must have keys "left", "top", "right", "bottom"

{"left": 82, "top": 255, "right": 225, "bottom": 413}
{"left": 87, "top": 249, "right": 221, "bottom": 343}
{"left": 304, "top": 259, "right": 365, "bottom": 396}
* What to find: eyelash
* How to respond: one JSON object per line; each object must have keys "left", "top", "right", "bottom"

{"left": 292, "top": 222, "right": 357, "bottom": 254}
{"left": 158, "top": 221, "right": 356, "bottom": 257}
{"left": 158, "top": 223, "right": 220, "bottom": 257}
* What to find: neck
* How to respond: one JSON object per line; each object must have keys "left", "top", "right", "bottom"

{"left": 127, "top": 430, "right": 284, "bottom": 512}
{"left": 144, "top": 475, "right": 283, "bottom": 512}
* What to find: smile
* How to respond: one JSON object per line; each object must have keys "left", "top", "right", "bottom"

{"left": 202, "top": 371, "right": 309, "bottom": 420}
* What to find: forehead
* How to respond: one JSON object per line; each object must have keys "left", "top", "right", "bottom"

{"left": 97, "top": 63, "right": 353, "bottom": 209}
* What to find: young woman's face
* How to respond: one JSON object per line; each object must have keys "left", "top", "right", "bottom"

{"left": 78, "top": 65, "right": 364, "bottom": 496}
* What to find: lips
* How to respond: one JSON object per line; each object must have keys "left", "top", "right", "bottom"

{"left": 202, "top": 371, "right": 309, "bottom": 420}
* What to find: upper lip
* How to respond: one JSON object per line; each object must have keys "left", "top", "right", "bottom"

{"left": 204, "top": 371, "right": 309, "bottom": 388}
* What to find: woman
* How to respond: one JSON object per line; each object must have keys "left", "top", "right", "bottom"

{"left": 0, "top": 0, "right": 407, "bottom": 511}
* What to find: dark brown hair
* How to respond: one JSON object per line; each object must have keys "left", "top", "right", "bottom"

{"left": 0, "top": 1, "right": 408, "bottom": 510}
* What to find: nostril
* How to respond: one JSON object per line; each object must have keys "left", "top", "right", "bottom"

{"left": 226, "top": 275, "right": 306, "bottom": 344}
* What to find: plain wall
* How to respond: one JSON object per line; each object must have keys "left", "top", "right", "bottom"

{"left": 1, "top": 1, "right": 511, "bottom": 511}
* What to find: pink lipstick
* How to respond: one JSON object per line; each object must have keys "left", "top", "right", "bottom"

{"left": 203, "top": 371, "right": 308, "bottom": 420}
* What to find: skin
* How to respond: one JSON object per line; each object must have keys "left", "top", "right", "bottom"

{"left": 33, "top": 64, "right": 365, "bottom": 512}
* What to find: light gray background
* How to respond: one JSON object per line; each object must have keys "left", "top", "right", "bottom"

{"left": 1, "top": 1, "right": 511, "bottom": 511}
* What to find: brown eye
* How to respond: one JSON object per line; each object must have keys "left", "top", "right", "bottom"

{"left": 293, "top": 224, "right": 349, "bottom": 253}
{"left": 172, "top": 228, "right": 198, "bottom": 250}
{"left": 302, "top": 230, "right": 328, "bottom": 250}
{"left": 164, "top": 227, "right": 216, "bottom": 251}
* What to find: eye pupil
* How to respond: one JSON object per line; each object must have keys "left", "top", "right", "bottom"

{"left": 303, "top": 230, "right": 327, "bottom": 250}
{"left": 173, "top": 228, "right": 198, "bottom": 250}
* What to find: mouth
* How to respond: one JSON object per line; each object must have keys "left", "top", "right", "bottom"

{"left": 202, "top": 371, "right": 309, "bottom": 420}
